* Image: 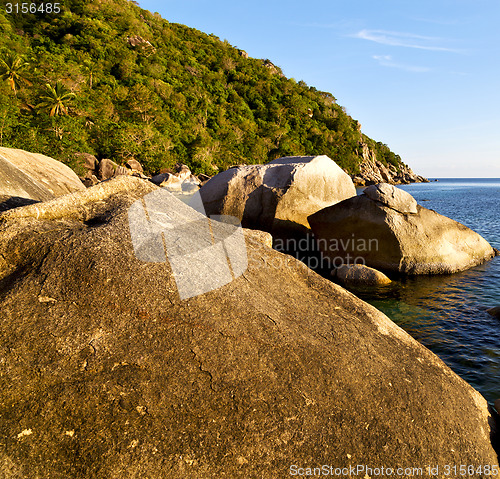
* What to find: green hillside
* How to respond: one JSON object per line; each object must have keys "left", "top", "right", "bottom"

{"left": 0, "top": 0, "right": 403, "bottom": 176}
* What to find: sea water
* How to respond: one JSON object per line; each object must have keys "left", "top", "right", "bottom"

{"left": 352, "top": 179, "right": 500, "bottom": 404}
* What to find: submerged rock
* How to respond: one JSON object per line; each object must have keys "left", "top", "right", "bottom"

{"left": 333, "top": 264, "right": 392, "bottom": 286}
{"left": 0, "top": 177, "right": 497, "bottom": 477}
{"left": 309, "top": 183, "right": 495, "bottom": 274}
{"left": 199, "top": 155, "right": 356, "bottom": 236}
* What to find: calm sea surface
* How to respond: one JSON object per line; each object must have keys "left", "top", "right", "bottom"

{"left": 350, "top": 179, "right": 500, "bottom": 404}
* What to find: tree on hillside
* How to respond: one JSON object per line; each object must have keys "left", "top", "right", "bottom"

{"left": 0, "top": 53, "right": 31, "bottom": 96}
{"left": 36, "top": 82, "right": 76, "bottom": 116}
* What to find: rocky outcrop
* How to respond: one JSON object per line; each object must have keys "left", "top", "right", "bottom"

{"left": 126, "top": 35, "right": 156, "bottom": 55}
{"left": 352, "top": 158, "right": 428, "bottom": 186}
{"left": 200, "top": 155, "right": 356, "bottom": 236}
{"left": 352, "top": 142, "right": 427, "bottom": 186}
{"left": 0, "top": 147, "right": 85, "bottom": 210}
{"left": 333, "top": 264, "right": 392, "bottom": 286}
{"left": 262, "top": 59, "right": 284, "bottom": 76}
{"left": 0, "top": 176, "right": 497, "bottom": 477}
{"left": 309, "top": 183, "right": 495, "bottom": 274}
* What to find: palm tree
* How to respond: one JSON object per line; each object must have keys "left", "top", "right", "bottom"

{"left": 36, "top": 82, "right": 76, "bottom": 116}
{"left": 0, "top": 53, "right": 32, "bottom": 95}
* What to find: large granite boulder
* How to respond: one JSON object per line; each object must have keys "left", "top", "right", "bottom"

{"left": 309, "top": 183, "right": 495, "bottom": 274}
{"left": 199, "top": 155, "right": 356, "bottom": 235}
{"left": 0, "top": 147, "right": 85, "bottom": 209}
{"left": 0, "top": 177, "right": 497, "bottom": 477}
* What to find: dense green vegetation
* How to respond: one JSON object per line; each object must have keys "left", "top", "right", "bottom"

{"left": 0, "top": 0, "right": 403, "bottom": 176}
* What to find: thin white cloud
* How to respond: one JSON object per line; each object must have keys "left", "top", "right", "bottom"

{"left": 372, "top": 55, "right": 430, "bottom": 73}
{"left": 354, "top": 29, "right": 462, "bottom": 53}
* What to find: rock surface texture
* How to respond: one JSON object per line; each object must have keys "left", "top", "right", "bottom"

{"left": 199, "top": 155, "right": 356, "bottom": 235}
{"left": 309, "top": 183, "right": 495, "bottom": 274}
{"left": 0, "top": 177, "right": 498, "bottom": 477}
{"left": 0, "top": 147, "right": 85, "bottom": 209}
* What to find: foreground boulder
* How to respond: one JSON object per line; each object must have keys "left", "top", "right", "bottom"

{"left": 0, "top": 147, "right": 85, "bottom": 208}
{"left": 309, "top": 183, "right": 495, "bottom": 274}
{"left": 199, "top": 155, "right": 356, "bottom": 236}
{"left": 0, "top": 177, "right": 497, "bottom": 477}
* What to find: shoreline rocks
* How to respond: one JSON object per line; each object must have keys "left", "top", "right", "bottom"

{"left": 0, "top": 177, "right": 497, "bottom": 476}
{"left": 352, "top": 157, "right": 428, "bottom": 187}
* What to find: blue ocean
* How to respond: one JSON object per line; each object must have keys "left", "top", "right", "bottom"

{"left": 352, "top": 179, "right": 500, "bottom": 404}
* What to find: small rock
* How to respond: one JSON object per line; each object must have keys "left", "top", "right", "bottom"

{"left": 364, "top": 183, "right": 418, "bottom": 214}
{"left": 197, "top": 174, "right": 212, "bottom": 184}
{"left": 97, "top": 159, "right": 119, "bottom": 181}
{"left": 160, "top": 175, "right": 183, "bottom": 191}
{"left": 17, "top": 429, "right": 33, "bottom": 439}
{"left": 126, "top": 159, "right": 144, "bottom": 174}
{"left": 81, "top": 174, "right": 100, "bottom": 188}
{"left": 236, "top": 456, "right": 248, "bottom": 465}
{"left": 74, "top": 152, "right": 99, "bottom": 175}
{"left": 136, "top": 406, "right": 147, "bottom": 416}
{"left": 333, "top": 264, "right": 392, "bottom": 286}
{"left": 151, "top": 173, "right": 171, "bottom": 186}
{"left": 174, "top": 163, "right": 192, "bottom": 181}
{"left": 487, "top": 306, "right": 500, "bottom": 319}
{"left": 38, "top": 296, "right": 57, "bottom": 303}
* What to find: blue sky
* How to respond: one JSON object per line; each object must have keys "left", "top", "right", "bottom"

{"left": 138, "top": 0, "right": 500, "bottom": 177}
